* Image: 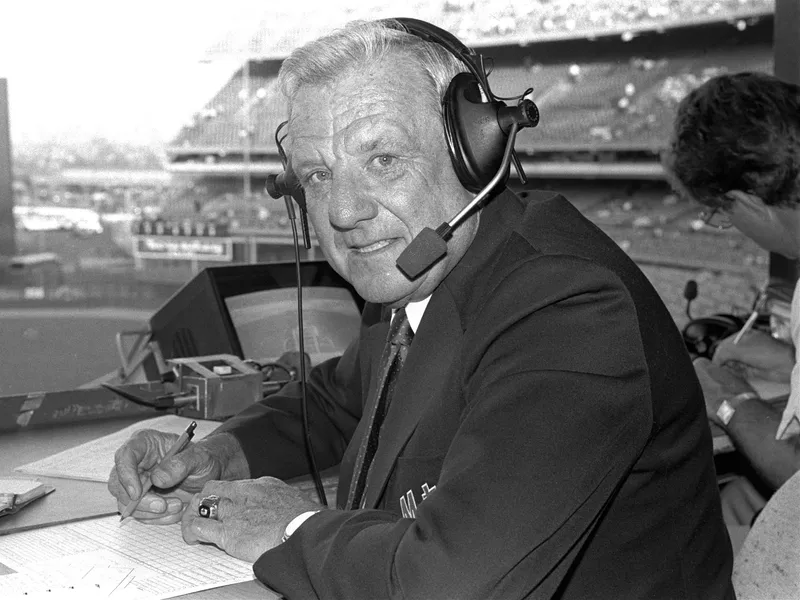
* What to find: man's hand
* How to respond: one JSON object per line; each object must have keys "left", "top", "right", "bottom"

{"left": 108, "top": 429, "right": 227, "bottom": 525}
{"left": 693, "top": 357, "right": 758, "bottom": 426}
{"left": 181, "top": 477, "right": 324, "bottom": 563}
{"left": 713, "top": 330, "right": 794, "bottom": 383}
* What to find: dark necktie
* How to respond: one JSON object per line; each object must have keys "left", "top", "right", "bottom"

{"left": 346, "top": 308, "right": 414, "bottom": 510}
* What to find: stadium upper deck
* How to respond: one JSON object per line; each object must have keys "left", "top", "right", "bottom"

{"left": 166, "top": 1, "right": 774, "bottom": 173}
{"left": 201, "top": 0, "right": 774, "bottom": 59}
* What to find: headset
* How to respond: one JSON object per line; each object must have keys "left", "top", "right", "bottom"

{"left": 267, "top": 17, "right": 541, "bottom": 278}
{"left": 265, "top": 18, "right": 540, "bottom": 506}
{"left": 683, "top": 314, "right": 745, "bottom": 359}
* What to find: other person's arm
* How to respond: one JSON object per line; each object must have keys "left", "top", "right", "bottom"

{"left": 695, "top": 357, "right": 800, "bottom": 490}
{"left": 713, "top": 330, "right": 794, "bottom": 383}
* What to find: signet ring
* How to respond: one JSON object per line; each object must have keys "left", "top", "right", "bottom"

{"left": 198, "top": 494, "right": 220, "bottom": 520}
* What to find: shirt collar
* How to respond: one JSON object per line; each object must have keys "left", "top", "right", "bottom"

{"left": 395, "top": 296, "right": 430, "bottom": 334}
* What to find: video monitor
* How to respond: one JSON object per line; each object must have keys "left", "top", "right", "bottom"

{"left": 225, "top": 286, "right": 362, "bottom": 365}
{"left": 148, "top": 260, "right": 364, "bottom": 373}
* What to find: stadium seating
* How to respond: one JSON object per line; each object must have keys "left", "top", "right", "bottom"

{"left": 202, "top": 0, "right": 774, "bottom": 60}
{"left": 170, "top": 39, "right": 773, "bottom": 156}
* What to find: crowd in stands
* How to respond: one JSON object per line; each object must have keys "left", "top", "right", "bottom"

{"left": 172, "top": 0, "right": 775, "bottom": 158}
{"left": 173, "top": 41, "right": 772, "bottom": 156}
{"left": 204, "top": 0, "right": 774, "bottom": 60}
{"left": 439, "top": 0, "right": 773, "bottom": 42}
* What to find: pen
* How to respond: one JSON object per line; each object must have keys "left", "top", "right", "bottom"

{"left": 733, "top": 284, "right": 769, "bottom": 346}
{"left": 733, "top": 308, "right": 760, "bottom": 345}
{"left": 119, "top": 420, "right": 197, "bottom": 523}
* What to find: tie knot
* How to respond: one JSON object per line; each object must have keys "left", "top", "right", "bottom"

{"left": 389, "top": 308, "right": 414, "bottom": 347}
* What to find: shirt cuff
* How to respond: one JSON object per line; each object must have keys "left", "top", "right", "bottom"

{"left": 282, "top": 510, "right": 319, "bottom": 542}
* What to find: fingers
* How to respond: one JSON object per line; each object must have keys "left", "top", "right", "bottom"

{"left": 111, "top": 430, "right": 182, "bottom": 500}
{"left": 108, "top": 467, "right": 127, "bottom": 504}
{"left": 108, "top": 428, "right": 205, "bottom": 525}
{"left": 698, "top": 358, "right": 744, "bottom": 383}
{"left": 716, "top": 329, "right": 778, "bottom": 367}
{"left": 109, "top": 431, "right": 209, "bottom": 503}
{"left": 117, "top": 493, "right": 186, "bottom": 525}
{"left": 112, "top": 431, "right": 159, "bottom": 501}
{"left": 714, "top": 332, "right": 759, "bottom": 365}
{"left": 183, "top": 510, "right": 226, "bottom": 547}
{"left": 711, "top": 338, "right": 737, "bottom": 366}
{"left": 185, "top": 481, "right": 235, "bottom": 520}
{"left": 149, "top": 443, "right": 220, "bottom": 494}
{"left": 108, "top": 466, "right": 150, "bottom": 506}
{"left": 150, "top": 444, "right": 203, "bottom": 489}
{"left": 182, "top": 482, "right": 233, "bottom": 547}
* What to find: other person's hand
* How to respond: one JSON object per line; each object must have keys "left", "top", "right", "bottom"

{"left": 693, "top": 357, "right": 757, "bottom": 426}
{"left": 713, "top": 330, "right": 794, "bottom": 383}
{"left": 181, "top": 477, "right": 323, "bottom": 562}
{"left": 108, "top": 429, "right": 225, "bottom": 525}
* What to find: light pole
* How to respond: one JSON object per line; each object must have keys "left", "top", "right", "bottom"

{"left": 241, "top": 57, "right": 252, "bottom": 202}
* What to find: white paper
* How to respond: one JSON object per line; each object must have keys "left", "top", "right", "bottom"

{"left": 0, "top": 516, "right": 254, "bottom": 599}
{"left": 15, "top": 415, "right": 221, "bottom": 483}
{"left": 0, "top": 478, "right": 44, "bottom": 495}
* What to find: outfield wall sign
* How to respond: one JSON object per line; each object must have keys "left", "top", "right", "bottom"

{"left": 133, "top": 235, "right": 233, "bottom": 261}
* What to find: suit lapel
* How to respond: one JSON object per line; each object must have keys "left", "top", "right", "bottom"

{"left": 353, "top": 189, "right": 529, "bottom": 508}
{"left": 362, "top": 289, "right": 462, "bottom": 508}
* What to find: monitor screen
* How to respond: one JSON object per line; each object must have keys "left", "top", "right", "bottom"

{"left": 225, "top": 285, "right": 362, "bottom": 365}
{"left": 147, "top": 260, "right": 365, "bottom": 382}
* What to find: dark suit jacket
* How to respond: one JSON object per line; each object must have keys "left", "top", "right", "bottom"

{"left": 217, "top": 190, "right": 734, "bottom": 599}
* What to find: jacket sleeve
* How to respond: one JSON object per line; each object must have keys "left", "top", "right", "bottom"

{"left": 214, "top": 315, "right": 368, "bottom": 481}
{"left": 253, "top": 256, "right": 655, "bottom": 599}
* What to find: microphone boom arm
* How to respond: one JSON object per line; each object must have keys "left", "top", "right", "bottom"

{"left": 395, "top": 123, "right": 520, "bottom": 279}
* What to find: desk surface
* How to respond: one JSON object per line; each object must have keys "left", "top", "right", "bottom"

{"left": 0, "top": 404, "right": 744, "bottom": 599}
{"left": 0, "top": 416, "right": 286, "bottom": 599}
{"left": 0, "top": 417, "right": 143, "bottom": 534}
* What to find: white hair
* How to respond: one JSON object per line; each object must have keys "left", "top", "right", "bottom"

{"left": 278, "top": 19, "right": 466, "bottom": 117}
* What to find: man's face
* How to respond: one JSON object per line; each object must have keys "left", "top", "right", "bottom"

{"left": 724, "top": 192, "right": 800, "bottom": 259}
{"left": 287, "top": 55, "right": 477, "bottom": 307}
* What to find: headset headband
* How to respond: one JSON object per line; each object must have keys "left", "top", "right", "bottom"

{"left": 384, "top": 18, "right": 497, "bottom": 102}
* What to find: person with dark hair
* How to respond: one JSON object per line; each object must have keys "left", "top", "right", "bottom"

{"left": 663, "top": 71, "right": 800, "bottom": 212}
{"left": 106, "top": 19, "right": 734, "bottom": 599}
{"left": 663, "top": 70, "right": 800, "bottom": 529}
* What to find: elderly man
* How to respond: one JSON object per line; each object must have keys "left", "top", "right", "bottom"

{"left": 109, "top": 19, "right": 733, "bottom": 599}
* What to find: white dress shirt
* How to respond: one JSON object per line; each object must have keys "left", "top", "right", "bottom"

{"left": 284, "top": 296, "right": 431, "bottom": 539}
{"left": 777, "top": 279, "right": 800, "bottom": 440}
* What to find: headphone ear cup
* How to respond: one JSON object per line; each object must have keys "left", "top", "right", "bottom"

{"left": 442, "top": 72, "right": 510, "bottom": 193}
{"left": 682, "top": 315, "right": 745, "bottom": 359}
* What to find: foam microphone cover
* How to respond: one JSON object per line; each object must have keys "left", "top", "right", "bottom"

{"left": 683, "top": 279, "right": 698, "bottom": 301}
{"left": 396, "top": 227, "right": 448, "bottom": 280}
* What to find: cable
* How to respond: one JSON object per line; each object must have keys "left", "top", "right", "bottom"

{"left": 286, "top": 202, "right": 328, "bottom": 507}
{"left": 275, "top": 121, "right": 289, "bottom": 163}
{"left": 494, "top": 87, "right": 535, "bottom": 102}
{"left": 274, "top": 119, "right": 328, "bottom": 507}
{"left": 248, "top": 360, "right": 294, "bottom": 379}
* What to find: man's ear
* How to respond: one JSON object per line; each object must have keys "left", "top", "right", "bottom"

{"left": 725, "top": 190, "right": 771, "bottom": 218}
